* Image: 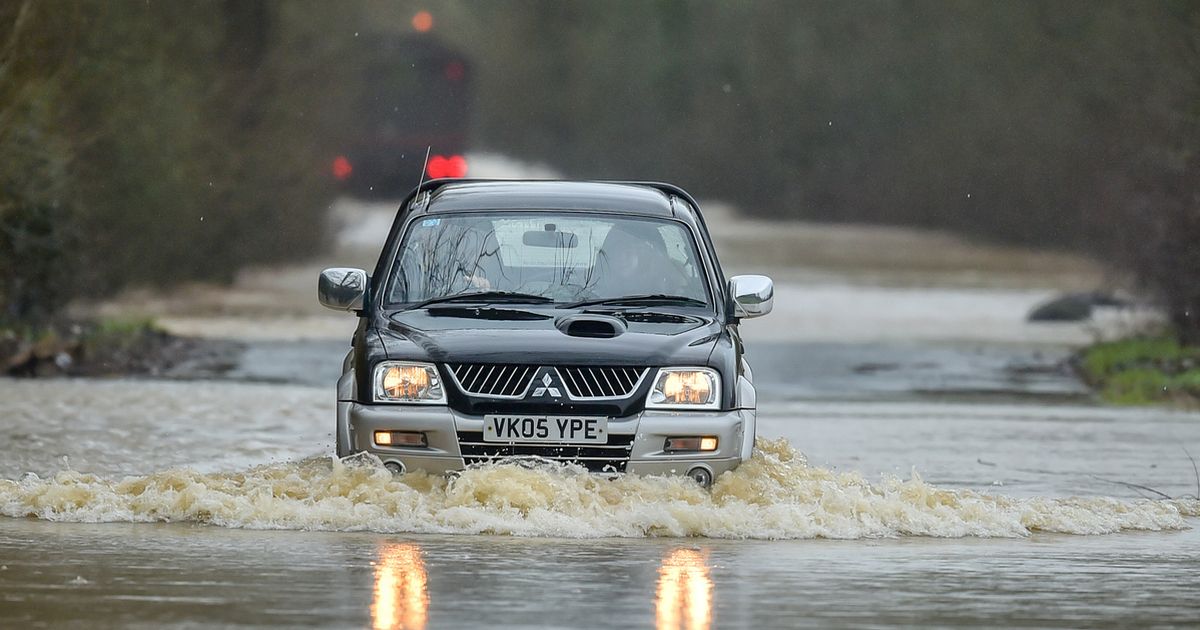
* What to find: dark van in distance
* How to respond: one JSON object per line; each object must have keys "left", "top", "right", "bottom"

{"left": 330, "top": 33, "right": 472, "bottom": 196}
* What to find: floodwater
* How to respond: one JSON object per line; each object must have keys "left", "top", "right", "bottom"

{"left": 4, "top": 520, "right": 1199, "bottom": 629}
{"left": 2, "top": 375, "right": 1199, "bottom": 628}
{"left": 4, "top": 184, "right": 1199, "bottom": 627}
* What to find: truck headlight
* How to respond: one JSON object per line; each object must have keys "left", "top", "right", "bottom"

{"left": 646, "top": 367, "right": 720, "bottom": 410}
{"left": 373, "top": 361, "right": 445, "bottom": 403}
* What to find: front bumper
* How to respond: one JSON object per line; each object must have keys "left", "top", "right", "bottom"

{"left": 340, "top": 402, "right": 755, "bottom": 480}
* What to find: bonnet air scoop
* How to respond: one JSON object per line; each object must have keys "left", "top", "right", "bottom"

{"left": 555, "top": 314, "right": 627, "bottom": 339}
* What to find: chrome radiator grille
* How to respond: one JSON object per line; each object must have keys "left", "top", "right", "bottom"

{"left": 447, "top": 364, "right": 537, "bottom": 398}
{"left": 446, "top": 364, "right": 649, "bottom": 400}
{"left": 557, "top": 366, "right": 648, "bottom": 399}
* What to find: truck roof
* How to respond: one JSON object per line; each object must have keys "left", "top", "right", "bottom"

{"left": 423, "top": 180, "right": 678, "bottom": 216}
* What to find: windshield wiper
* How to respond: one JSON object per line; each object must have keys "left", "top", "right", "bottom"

{"left": 410, "top": 291, "right": 553, "bottom": 309}
{"left": 557, "top": 294, "right": 708, "bottom": 309}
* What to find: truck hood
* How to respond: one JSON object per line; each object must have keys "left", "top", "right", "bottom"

{"left": 378, "top": 307, "right": 722, "bottom": 366}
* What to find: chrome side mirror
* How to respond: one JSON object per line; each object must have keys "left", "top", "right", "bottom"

{"left": 318, "top": 267, "right": 368, "bottom": 312}
{"left": 729, "top": 274, "right": 773, "bottom": 319}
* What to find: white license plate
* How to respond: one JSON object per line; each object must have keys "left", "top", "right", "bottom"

{"left": 483, "top": 415, "right": 608, "bottom": 444}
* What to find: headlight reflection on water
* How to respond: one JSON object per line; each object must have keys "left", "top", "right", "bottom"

{"left": 656, "top": 548, "right": 714, "bottom": 630}
{"left": 369, "top": 542, "right": 711, "bottom": 629}
{"left": 372, "top": 543, "right": 430, "bottom": 630}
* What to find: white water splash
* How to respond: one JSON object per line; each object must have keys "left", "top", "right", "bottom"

{"left": 1, "top": 439, "right": 1194, "bottom": 539}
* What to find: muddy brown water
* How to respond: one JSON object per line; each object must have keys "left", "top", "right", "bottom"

{"left": 4, "top": 188, "right": 1194, "bottom": 627}
{"left": 2, "top": 374, "right": 1199, "bottom": 628}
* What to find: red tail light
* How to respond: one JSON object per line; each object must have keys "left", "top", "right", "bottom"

{"left": 426, "top": 155, "right": 448, "bottom": 179}
{"left": 445, "top": 155, "right": 468, "bottom": 178}
{"left": 412, "top": 10, "right": 433, "bottom": 33}
{"left": 426, "top": 155, "right": 467, "bottom": 179}
{"left": 332, "top": 155, "right": 353, "bottom": 181}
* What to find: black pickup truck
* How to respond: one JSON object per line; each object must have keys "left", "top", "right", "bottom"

{"left": 318, "top": 180, "right": 773, "bottom": 486}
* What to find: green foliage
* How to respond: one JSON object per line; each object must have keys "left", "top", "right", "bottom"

{"left": 3, "top": 0, "right": 1200, "bottom": 349}
{"left": 1101, "top": 369, "right": 1173, "bottom": 405}
{"left": 1082, "top": 338, "right": 1199, "bottom": 377}
{"left": 434, "top": 0, "right": 1200, "bottom": 341}
{"left": 0, "top": 2, "right": 74, "bottom": 325}
{"left": 1100, "top": 369, "right": 1200, "bottom": 406}
{"left": 437, "top": 1, "right": 1176, "bottom": 244}
{"left": 1080, "top": 338, "right": 1200, "bottom": 405}
{"left": 0, "top": 109, "right": 73, "bottom": 323}
{"left": 1, "top": 0, "right": 349, "bottom": 324}
{"left": 81, "top": 317, "right": 162, "bottom": 358}
{"left": 92, "top": 316, "right": 160, "bottom": 338}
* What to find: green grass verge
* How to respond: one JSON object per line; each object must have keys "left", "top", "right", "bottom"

{"left": 80, "top": 317, "right": 163, "bottom": 356}
{"left": 2, "top": 317, "right": 162, "bottom": 362}
{"left": 1079, "top": 337, "right": 1200, "bottom": 405}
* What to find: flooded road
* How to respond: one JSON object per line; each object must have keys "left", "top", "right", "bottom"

{"left": 4, "top": 189, "right": 1198, "bottom": 627}
{"left": 2, "top": 374, "right": 1199, "bottom": 627}
{"left": 4, "top": 519, "right": 1199, "bottom": 629}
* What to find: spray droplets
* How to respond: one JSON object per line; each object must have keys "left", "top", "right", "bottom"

{"left": 1, "top": 439, "right": 1192, "bottom": 539}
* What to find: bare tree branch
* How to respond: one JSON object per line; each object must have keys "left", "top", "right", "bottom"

{"left": 1184, "top": 446, "right": 1200, "bottom": 499}
{"left": 1090, "top": 475, "right": 1175, "bottom": 500}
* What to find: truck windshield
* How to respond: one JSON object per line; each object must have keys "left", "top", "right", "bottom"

{"left": 386, "top": 213, "right": 710, "bottom": 308}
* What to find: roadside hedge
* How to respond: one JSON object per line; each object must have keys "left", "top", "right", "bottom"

{"left": 0, "top": 1, "right": 351, "bottom": 326}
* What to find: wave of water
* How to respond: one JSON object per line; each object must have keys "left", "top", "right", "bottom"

{"left": 1, "top": 439, "right": 1195, "bottom": 539}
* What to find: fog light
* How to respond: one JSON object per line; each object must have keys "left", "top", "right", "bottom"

{"left": 686, "top": 466, "right": 713, "bottom": 487}
{"left": 374, "top": 431, "right": 427, "bottom": 447}
{"left": 664, "top": 436, "right": 719, "bottom": 453}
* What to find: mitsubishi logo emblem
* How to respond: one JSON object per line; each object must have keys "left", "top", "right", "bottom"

{"left": 531, "top": 372, "right": 562, "bottom": 398}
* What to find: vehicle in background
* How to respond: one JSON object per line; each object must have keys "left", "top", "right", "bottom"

{"left": 331, "top": 32, "right": 472, "bottom": 197}
{"left": 318, "top": 179, "right": 775, "bottom": 487}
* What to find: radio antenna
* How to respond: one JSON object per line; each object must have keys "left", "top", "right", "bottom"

{"left": 416, "top": 146, "right": 432, "bottom": 193}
